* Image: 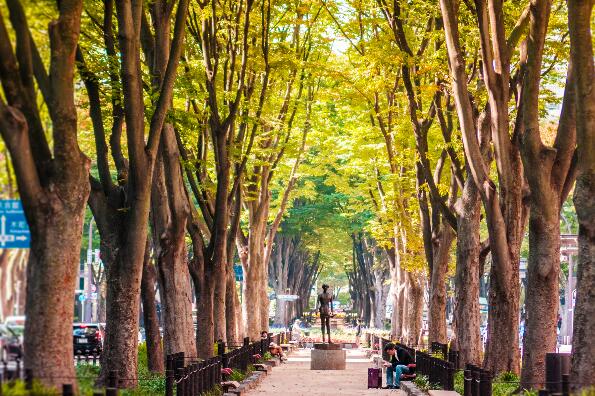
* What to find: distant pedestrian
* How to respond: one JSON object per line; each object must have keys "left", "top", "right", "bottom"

{"left": 355, "top": 319, "right": 362, "bottom": 345}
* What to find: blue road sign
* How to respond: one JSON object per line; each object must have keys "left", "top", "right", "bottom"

{"left": 233, "top": 264, "right": 243, "bottom": 282}
{"left": 0, "top": 200, "right": 30, "bottom": 248}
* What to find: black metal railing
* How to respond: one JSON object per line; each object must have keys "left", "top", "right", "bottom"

{"left": 0, "top": 331, "right": 290, "bottom": 396}
{"left": 415, "top": 350, "right": 456, "bottom": 390}
{"left": 166, "top": 354, "right": 222, "bottom": 396}
{"left": 165, "top": 331, "right": 291, "bottom": 396}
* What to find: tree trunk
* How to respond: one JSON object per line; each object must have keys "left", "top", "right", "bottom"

{"left": 195, "top": 270, "right": 216, "bottom": 358}
{"left": 241, "top": 226, "right": 266, "bottom": 338}
{"left": 429, "top": 224, "right": 455, "bottom": 344}
{"left": 23, "top": 200, "right": 88, "bottom": 387}
{"left": 275, "top": 299, "right": 288, "bottom": 326}
{"left": 407, "top": 273, "right": 424, "bottom": 347}
{"left": 571, "top": 172, "right": 595, "bottom": 390}
{"left": 141, "top": 243, "right": 164, "bottom": 373}
{"left": 387, "top": 246, "right": 401, "bottom": 338}
{"left": 453, "top": 177, "right": 482, "bottom": 367}
{"left": 568, "top": 0, "right": 595, "bottom": 389}
{"left": 102, "top": 245, "right": 145, "bottom": 386}
{"left": 214, "top": 267, "right": 227, "bottom": 342}
{"left": 156, "top": 239, "right": 195, "bottom": 357}
{"left": 521, "top": 203, "right": 560, "bottom": 387}
{"left": 151, "top": 126, "right": 197, "bottom": 358}
{"left": 242, "top": 264, "right": 262, "bottom": 339}
{"left": 225, "top": 258, "right": 240, "bottom": 343}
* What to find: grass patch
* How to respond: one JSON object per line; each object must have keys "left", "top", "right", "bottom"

{"left": 1, "top": 380, "right": 60, "bottom": 396}
{"left": 120, "top": 343, "right": 166, "bottom": 396}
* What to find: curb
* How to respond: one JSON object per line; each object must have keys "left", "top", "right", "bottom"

{"left": 224, "top": 354, "right": 286, "bottom": 395}
{"left": 401, "top": 381, "right": 427, "bottom": 396}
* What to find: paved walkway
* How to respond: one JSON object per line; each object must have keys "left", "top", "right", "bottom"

{"left": 247, "top": 348, "right": 405, "bottom": 395}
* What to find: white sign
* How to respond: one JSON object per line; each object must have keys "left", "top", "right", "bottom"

{"left": 277, "top": 294, "right": 300, "bottom": 301}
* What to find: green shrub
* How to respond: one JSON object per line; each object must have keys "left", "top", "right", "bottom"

{"left": 492, "top": 372, "right": 520, "bottom": 396}
{"left": 229, "top": 369, "right": 246, "bottom": 382}
{"left": 413, "top": 374, "right": 439, "bottom": 391}
{"left": 76, "top": 364, "right": 101, "bottom": 395}
{"left": 454, "top": 370, "right": 464, "bottom": 395}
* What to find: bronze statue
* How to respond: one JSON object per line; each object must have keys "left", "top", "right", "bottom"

{"left": 317, "top": 284, "right": 334, "bottom": 343}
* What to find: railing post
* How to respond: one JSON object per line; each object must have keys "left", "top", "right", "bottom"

{"left": 62, "top": 384, "right": 74, "bottom": 396}
{"left": 193, "top": 363, "right": 199, "bottom": 396}
{"left": 463, "top": 369, "right": 472, "bottom": 396}
{"left": 545, "top": 353, "right": 562, "bottom": 393}
{"left": 106, "top": 388, "right": 118, "bottom": 396}
{"left": 561, "top": 373, "right": 570, "bottom": 396}
{"left": 479, "top": 370, "right": 492, "bottom": 396}
{"left": 471, "top": 367, "right": 480, "bottom": 396}
{"left": 176, "top": 367, "right": 185, "bottom": 396}
{"left": 177, "top": 352, "right": 185, "bottom": 374}
{"left": 165, "top": 369, "right": 175, "bottom": 396}
{"left": 219, "top": 341, "right": 228, "bottom": 369}
{"left": 447, "top": 362, "right": 455, "bottom": 390}
{"left": 24, "top": 368, "right": 32, "bottom": 390}
{"left": 108, "top": 370, "right": 118, "bottom": 389}
{"left": 448, "top": 349, "right": 459, "bottom": 369}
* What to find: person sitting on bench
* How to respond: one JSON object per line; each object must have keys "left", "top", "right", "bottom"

{"left": 383, "top": 343, "right": 411, "bottom": 389}
{"left": 269, "top": 342, "right": 287, "bottom": 362}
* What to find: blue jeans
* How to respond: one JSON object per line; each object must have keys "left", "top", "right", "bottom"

{"left": 386, "top": 365, "right": 409, "bottom": 387}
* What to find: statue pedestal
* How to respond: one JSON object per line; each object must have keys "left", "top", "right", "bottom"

{"left": 310, "top": 343, "right": 346, "bottom": 370}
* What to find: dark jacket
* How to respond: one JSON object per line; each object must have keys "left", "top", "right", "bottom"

{"left": 388, "top": 348, "right": 413, "bottom": 368}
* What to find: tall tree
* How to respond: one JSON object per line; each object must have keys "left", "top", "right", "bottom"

{"left": 78, "top": 0, "right": 189, "bottom": 384}
{"left": 183, "top": 0, "right": 255, "bottom": 357}
{"left": 438, "top": 0, "right": 539, "bottom": 374}
{"left": 518, "top": 0, "right": 577, "bottom": 386}
{"left": 568, "top": 0, "right": 594, "bottom": 390}
{"left": 0, "top": 0, "right": 90, "bottom": 387}
{"left": 145, "top": 1, "right": 197, "bottom": 359}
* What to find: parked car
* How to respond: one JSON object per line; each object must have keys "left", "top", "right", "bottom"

{"left": 0, "top": 324, "right": 23, "bottom": 362}
{"left": 73, "top": 323, "right": 103, "bottom": 355}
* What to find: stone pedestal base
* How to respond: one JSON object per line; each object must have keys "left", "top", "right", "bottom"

{"left": 310, "top": 348, "right": 347, "bottom": 370}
